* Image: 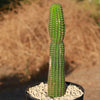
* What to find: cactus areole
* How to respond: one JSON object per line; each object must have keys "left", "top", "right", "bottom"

{"left": 48, "top": 3, "right": 65, "bottom": 97}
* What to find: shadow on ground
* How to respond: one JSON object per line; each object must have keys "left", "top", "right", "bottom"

{"left": 0, "top": 61, "right": 76, "bottom": 100}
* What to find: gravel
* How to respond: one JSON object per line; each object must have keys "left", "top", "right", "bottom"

{"left": 27, "top": 82, "right": 83, "bottom": 100}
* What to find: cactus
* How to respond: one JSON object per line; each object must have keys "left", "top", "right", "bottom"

{"left": 48, "top": 4, "right": 65, "bottom": 43}
{"left": 48, "top": 3, "right": 65, "bottom": 97}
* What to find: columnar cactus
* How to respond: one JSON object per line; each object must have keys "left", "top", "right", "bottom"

{"left": 48, "top": 4, "right": 65, "bottom": 97}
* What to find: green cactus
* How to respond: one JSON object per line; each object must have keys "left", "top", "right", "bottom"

{"left": 48, "top": 3, "right": 65, "bottom": 97}
{"left": 49, "top": 4, "right": 65, "bottom": 43}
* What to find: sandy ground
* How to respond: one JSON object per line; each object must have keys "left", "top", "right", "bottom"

{"left": 66, "top": 65, "right": 100, "bottom": 100}
{"left": 0, "top": 65, "right": 100, "bottom": 100}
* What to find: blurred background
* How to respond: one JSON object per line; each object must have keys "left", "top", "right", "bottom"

{"left": 0, "top": 0, "right": 100, "bottom": 100}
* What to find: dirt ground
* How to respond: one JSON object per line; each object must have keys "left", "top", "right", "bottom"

{"left": 0, "top": 65, "right": 100, "bottom": 100}
{"left": 0, "top": 0, "right": 100, "bottom": 100}
{"left": 66, "top": 65, "right": 100, "bottom": 100}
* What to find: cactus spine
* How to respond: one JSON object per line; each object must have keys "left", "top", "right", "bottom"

{"left": 48, "top": 4, "right": 65, "bottom": 97}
